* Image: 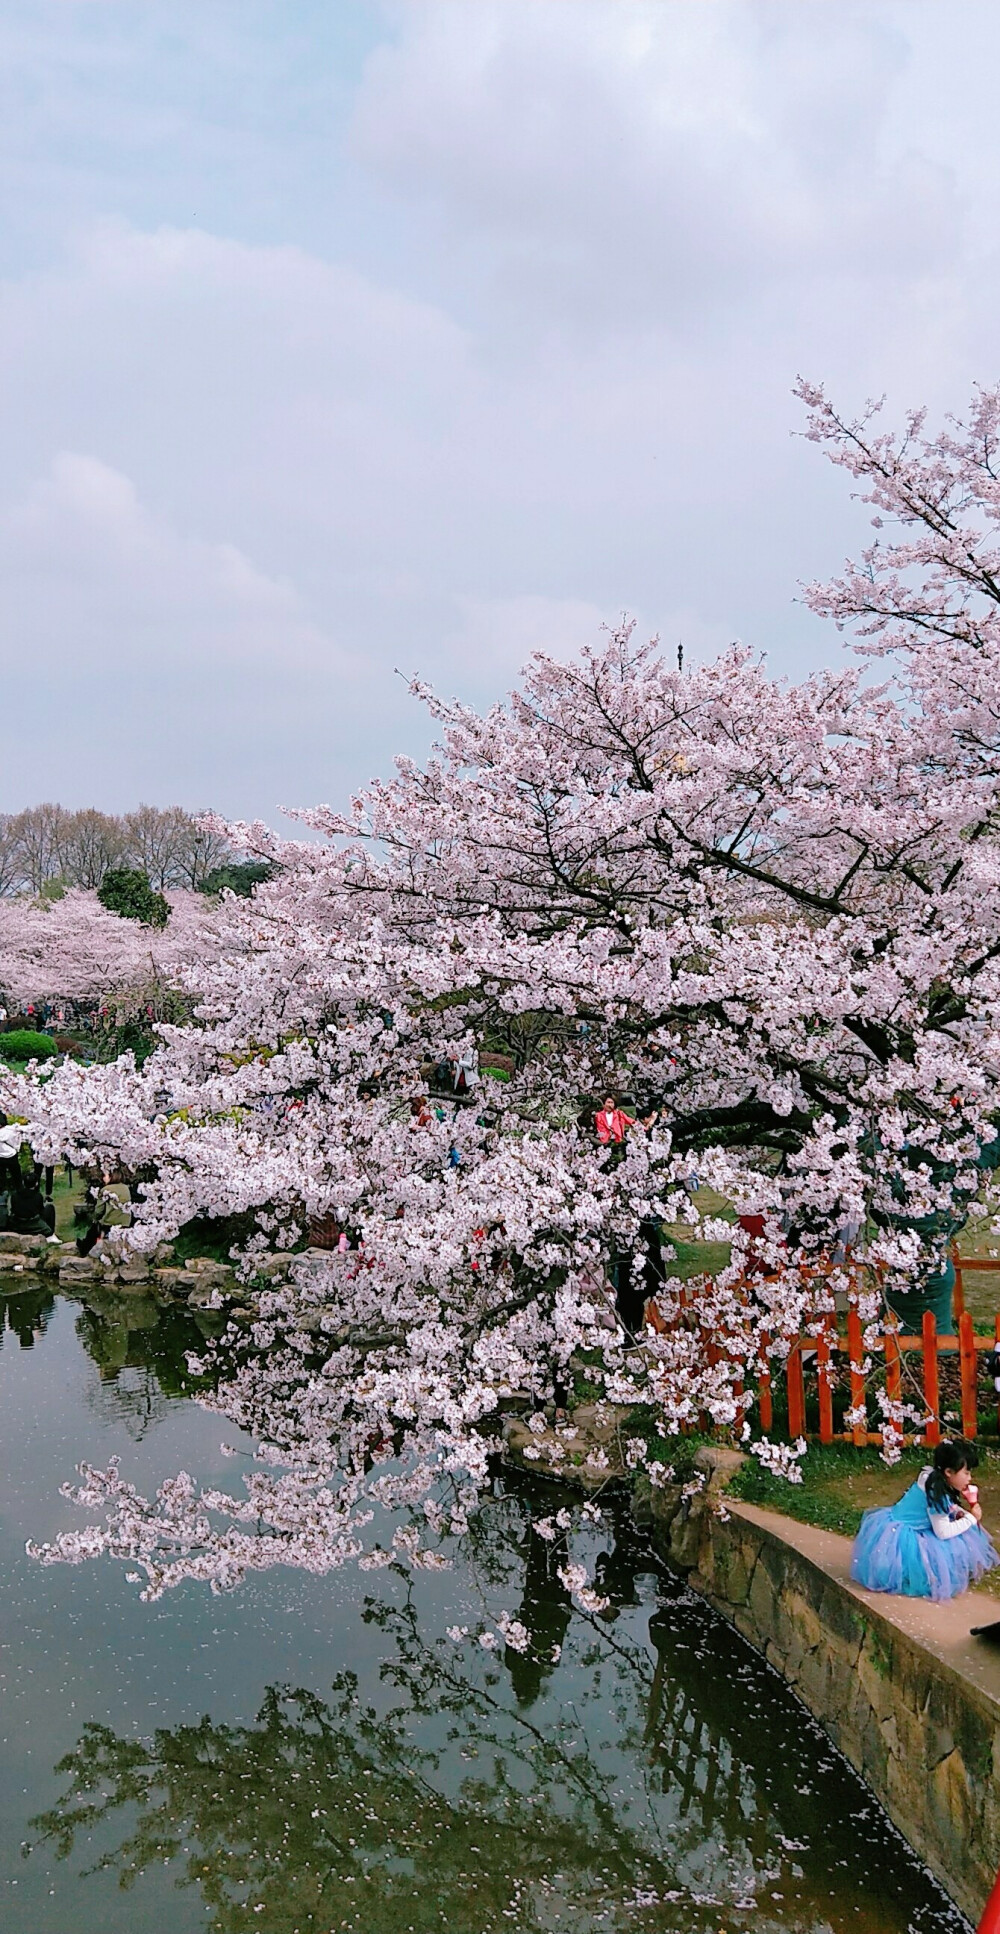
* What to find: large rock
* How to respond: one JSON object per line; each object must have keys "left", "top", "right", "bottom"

{"left": 254, "top": 1255, "right": 293, "bottom": 1282}
{"left": 153, "top": 1266, "right": 192, "bottom": 1294}
{"left": 183, "top": 1259, "right": 236, "bottom": 1290}
{"left": 503, "top": 1401, "right": 630, "bottom": 1490}
{"left": 186, "top": 1282, "right": 225, "bottom": 1309}
{"left": 106, "top": 1262, "right": 152, "bottom": 1291}
{"left": 292, "top": 1249, "right": 339, "bottom": 1284}
{"left": 660, "top": 1445, "right": 747, "bottom": 1570}
{"left": 58, "top": 1255, "right": 101, "bottom": 1285}
{"left": 0, "top": 1232, "right": 48, "bottom": 1259}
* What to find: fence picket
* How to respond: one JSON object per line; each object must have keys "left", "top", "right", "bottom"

{"left": 816, "top": 1329, "right": 833, "bottom": 1443}
{"left": 884, "top": 1326, "right": 902, "bottom": 1455}
{"left": 960, "top": 1310, "right": 978, "bottom": 1438}
{"left": 786, "top": 1341, "right": 806, "bottom": 1440}
{"left": 758, "top": 1334, "right": 773, "bottom": 1433}
{"left": 885, "top": 1326, "right": 901, "bottom": 1403}
{"left": 847, "top": 1306, "right": 866, "bottom": 1446}
{"left": 922, "top": 1310, "right": 940, "bottom": 1447}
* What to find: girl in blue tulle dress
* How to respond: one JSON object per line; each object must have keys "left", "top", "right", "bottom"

{"left": 851, "top": 1439, "right": 999, "bottom": 1601}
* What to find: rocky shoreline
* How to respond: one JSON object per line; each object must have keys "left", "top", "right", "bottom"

{"left": 0, "top": 1229, "right": 293, "bottom": 1304}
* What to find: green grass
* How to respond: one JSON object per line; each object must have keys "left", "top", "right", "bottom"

{"left": 50, "top": 1167, "right": 86, "bottom": 1241}
{"left": 728, "top": 1442, "right": 924, "bottom": 1537}
{"left": 949, "top": 1204, "right": 1000, "bottom": 1330}
{"left": 662, "top": 1185, "right": 735, "bottom": 1283}
{"left": 729, "top": 1438, "right": 1000, "bottom": 1548}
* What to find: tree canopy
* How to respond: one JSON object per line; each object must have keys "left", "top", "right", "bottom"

{"left": 9, "top": 380, "right": 1000, "bottom": 1596}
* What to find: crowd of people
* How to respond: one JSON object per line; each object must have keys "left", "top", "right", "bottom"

{"left": 0, "top": 998, "right": 79, "bottom": 1034}
{"left": 0, "top": 1115, "right": 56, "bottom": 1236}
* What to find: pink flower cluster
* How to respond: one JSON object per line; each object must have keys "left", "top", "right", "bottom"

{"left": 0, "top": 887, "right": 220, "bottom": 1007}
{"left": 13, "top": 380, "right": 1000, "bottom": 1594}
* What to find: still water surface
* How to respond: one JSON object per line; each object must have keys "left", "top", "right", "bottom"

{"left": 0, "top": 1279, "right": 971, "bottom": 1933}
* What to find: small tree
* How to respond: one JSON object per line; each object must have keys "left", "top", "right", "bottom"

{"left": 97, "top": 869, "right": 170, "bottom": 929}
{"left": 197, "top": 859, "right": 274, "bottom": 898}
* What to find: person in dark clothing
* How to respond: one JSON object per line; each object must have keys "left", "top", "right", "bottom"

{"left": 607, "top": 1214, "right": 667, "bottom": 1336}
{"left": 75, "top": 1188, "right": 109, "bottom": 1255}
{"left": 8, "top": 1177, "right": 55, "bottom": 1235}
{"left": 0, "top": 1114, "right": 24, "bottom": 1218}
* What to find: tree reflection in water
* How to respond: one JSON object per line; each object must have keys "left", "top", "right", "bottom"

{"left": 74, "top": 1286, "right": 207, "bottom": 1439}
{"left": 1, "top": 1274, "right": 208, "bottom": 1433}
{"left": 0, "top": 1281, "right": 56, "bottom": 1350}
{"left": 30, "top": 1491, "right": 964, "bottom": 1934}
{"left": 0, "top": 1269, "right": 210, "bottom": 1437}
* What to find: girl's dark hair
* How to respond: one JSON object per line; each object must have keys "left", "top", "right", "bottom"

{"left": 925, "top": 1438, "right": 978, "bottom": 1514}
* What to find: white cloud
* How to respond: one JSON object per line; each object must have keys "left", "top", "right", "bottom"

{"left": 0, "top": 4, "right": 999, "bottom": 822}
{"left": 352, "top": 2, "right": 960, "bottom": 330}
{"left": 1, "top": 449, "right": 345, "bottom": 676}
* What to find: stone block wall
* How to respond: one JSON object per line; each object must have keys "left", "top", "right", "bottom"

{"left": 659, "top": 1464, "right": 1000, "bottom": 1924}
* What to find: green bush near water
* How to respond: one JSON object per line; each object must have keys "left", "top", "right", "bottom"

{"left": 97, "top": 867, "right": 169, "bottom": 927}
{"left": 0, "top": 1029, "right": 58, "bottom": 1063}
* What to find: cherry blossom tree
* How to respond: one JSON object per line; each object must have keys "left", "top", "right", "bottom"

{"left": 0, "top": 887, "right": 220, "bottom": 1009}
{"left": 10, "top": 380, "right": 1000, "bottom": 1596}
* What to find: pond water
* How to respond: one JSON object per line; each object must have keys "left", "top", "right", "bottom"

{"left": 0, "top": 1278, "right": 971, "bottom": 1934}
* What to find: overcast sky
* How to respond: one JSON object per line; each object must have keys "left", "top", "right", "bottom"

{"left": 2, "top": 1, "right": 999, "bottom": 823}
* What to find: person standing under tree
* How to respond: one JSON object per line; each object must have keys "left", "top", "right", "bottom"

{"left": 595, "top": 1096, "right": 634, "bottom": 1145}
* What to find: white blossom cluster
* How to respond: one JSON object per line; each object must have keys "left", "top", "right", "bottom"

{"left": 10, "top": 381, "right": 1000, "bottom": 1591}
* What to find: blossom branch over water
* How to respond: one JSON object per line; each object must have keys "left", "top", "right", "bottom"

{"left": 10, "top": 379, "right": 1000, "bottom": 1587}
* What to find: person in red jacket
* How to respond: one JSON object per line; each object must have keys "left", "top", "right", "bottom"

{"left": 595, "top": 1096, "right": 634, "bottom": 1145}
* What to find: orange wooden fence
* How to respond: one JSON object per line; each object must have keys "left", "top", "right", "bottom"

{"left": 773, "top": 1308, "right": 1000, "bottom": 1446}
{"left": 645, "top": 1247, "right": 1000, "bottom": 1449}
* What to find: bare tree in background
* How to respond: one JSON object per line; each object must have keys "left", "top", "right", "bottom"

{"left": 122, "top": 805, "right": 191, "bottom": 889}
{"left": 0, "top": 805, "right": 234, "bottom": 895}
{"left": 121, "top": 805, "right": 230, "bottom": 888}
{"left": 0, "top": 816, "right": 23, "bottom": 896}
{"left": 59, "top": 808, "right": 127, "bottom": 888}
{"left": 169, "top": 812, "right": 231, "bottom": 888}
{"left": 11, "top": 803, "right": 75, "bottom": 893}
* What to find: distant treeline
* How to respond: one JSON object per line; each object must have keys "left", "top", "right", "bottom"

{"left": 0, "top": 804, "right": 234, "bottom": 896}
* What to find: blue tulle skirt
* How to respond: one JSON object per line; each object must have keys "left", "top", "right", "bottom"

{"left": 851, "top": 1480, "right": 1000, "bottom": 1601}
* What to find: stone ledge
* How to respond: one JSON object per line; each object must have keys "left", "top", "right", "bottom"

{"left": 503, "top": 1402, "right": 630, "bottom": 1490}
{"left": 669, "top": 1491, "right": 1000, "bottom": 1924}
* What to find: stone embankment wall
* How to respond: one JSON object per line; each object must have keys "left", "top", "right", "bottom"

{"left": 0, "top": 1228, "right": 296, "bottom": 1303}
{"left": 642, "top": 1451, "right": 1000, "bottom": 1925}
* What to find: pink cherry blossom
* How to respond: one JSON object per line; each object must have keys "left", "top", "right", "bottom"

{"left": 13, "top": 380, "right": 1000, "bottom": 1594}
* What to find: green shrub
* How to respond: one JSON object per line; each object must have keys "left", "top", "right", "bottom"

{"left": 198, "top": 860, "right": 274, "bottom": 898}
{"left": 98, "top": 868, "right": 169, "bottom": 927}
{"left": 1, "top": 1029, "right": 58, "bottom": 1062}
{"left": 171, "top": 1211, "right": 269, "bottom": 1265}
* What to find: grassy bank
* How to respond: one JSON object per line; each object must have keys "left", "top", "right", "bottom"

{"left": 728, "top": 1439, "right": 1000, "bottom": 1595}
